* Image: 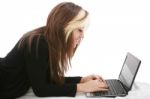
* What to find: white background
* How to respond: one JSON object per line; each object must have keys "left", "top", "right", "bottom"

{"left": 0, "top": 0, "right": 150, "bottom": 84}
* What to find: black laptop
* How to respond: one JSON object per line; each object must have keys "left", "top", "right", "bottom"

{"left": 86, "top": 52, "right": 141, "bottom": 97}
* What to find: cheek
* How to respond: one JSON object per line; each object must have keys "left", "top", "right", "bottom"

{"left": 71, "top": 32, "right": 76, "bottom": 43}
{"left": 72, "top": 32, "right": 77, "bottom": 40}
{"left": 73, "top": 32, "right": 80, "bottom": 39}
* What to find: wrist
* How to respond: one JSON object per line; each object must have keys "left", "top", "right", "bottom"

{"left": 77, "top": 83, "right": 84, "bottom": 92}
{"left": 80, "top": 77, "right": 85, "bottom": 83}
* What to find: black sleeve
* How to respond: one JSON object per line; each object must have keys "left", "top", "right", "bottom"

{"left": 25, "top": 37, "right": 78, "bottom": 97}
{"left": 64, "top": 77, "right": 82, "bottom": 83}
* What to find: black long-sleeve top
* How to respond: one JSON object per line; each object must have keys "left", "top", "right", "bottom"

{"left": 0, "top": 35, "right": 81, "bottom": 98}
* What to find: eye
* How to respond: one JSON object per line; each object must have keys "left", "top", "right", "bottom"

{"left": 78, "top": 29, "right": 83, "bottom": 32}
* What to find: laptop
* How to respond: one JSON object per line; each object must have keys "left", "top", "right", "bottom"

{"left": 86, "top": 52, "right": 141, "bottom": 97}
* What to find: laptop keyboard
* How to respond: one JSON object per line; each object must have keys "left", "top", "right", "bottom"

{"left": 93, "top": 80, "right": 126, "bottom": 96}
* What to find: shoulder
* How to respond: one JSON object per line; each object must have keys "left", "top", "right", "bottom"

{"left": 31, "top": 35, "right": 48, "bottom": 52}
{"left": 24, "top": 34, "right": 49, "bottom": 59}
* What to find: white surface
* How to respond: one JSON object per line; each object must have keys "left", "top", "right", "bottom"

{"left": 18, "top": 82, "right": 150, "bottom": 99}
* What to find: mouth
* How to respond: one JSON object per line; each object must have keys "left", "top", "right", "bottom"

{"left": 73, "top": 39, "right": 81, "bottom": 48}
{"left": 75, "top": 39, "right": 81, "bottom": 45}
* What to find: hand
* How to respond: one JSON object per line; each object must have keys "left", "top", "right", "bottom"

{"left": 80, "top": 74, "right": 105, "bottom": 83}
{"left": 77, "top": 79, "right": 108, "bottom": 92}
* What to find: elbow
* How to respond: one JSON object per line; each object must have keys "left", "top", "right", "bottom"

{"left": 32, "top": 88, "right": 48, "bottom": 97}
{"left": 33, "top": 91, "right": 45, "bottom": 97}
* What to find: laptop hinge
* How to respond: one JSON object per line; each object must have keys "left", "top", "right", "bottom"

{"left": 118, "top": 80, "right": 129, "bottom": 93}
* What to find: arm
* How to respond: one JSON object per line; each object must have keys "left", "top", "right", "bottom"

{"left": 25, "top": 36, "right": 78, "bottom": 97}
{"left": 64, "top": 77, "right": 82, "bottom": 83}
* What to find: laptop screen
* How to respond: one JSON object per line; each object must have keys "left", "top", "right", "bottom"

{"left": 118, "top": 53, "right": 141, "bottom": 91}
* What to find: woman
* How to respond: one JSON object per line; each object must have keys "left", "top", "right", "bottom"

{"left": 0, "top": 2, "right": 108, "bottom": 98}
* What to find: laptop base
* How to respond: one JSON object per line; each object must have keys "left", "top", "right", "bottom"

{"left": 86, "top": 79, "right": 127, "bottom": 97}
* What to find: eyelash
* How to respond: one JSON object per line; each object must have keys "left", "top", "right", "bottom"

{"left": 78, "top": 29, "right": 83, "bottom": 32}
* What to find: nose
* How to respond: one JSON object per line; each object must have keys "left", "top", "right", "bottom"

{"left": 80, "top": 32, "right": 84, "bottom": 38}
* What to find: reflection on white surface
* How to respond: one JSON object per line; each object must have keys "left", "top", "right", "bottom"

{"left": 18, "top": 82, "right": 150, "bottom": 99}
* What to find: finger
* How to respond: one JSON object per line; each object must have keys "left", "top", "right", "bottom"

{"left": 94, "top": 76, "right": 108, "bottom": 87}
{"left": 92, "top": 75, "right": 103, "bottom": 80}
{"left": 98, "top": 81, "right": 109, "bottom": 88}
{"left": 100, "top": 79, "right": 107, "bottom": 86}
{"left": 92, "top": 75, "right": 105, "bottom": 81}
{"left": 89, "top": 74, "right": 98, "bottom": 80}
{"left": 104, "top": 81, "right": 109, "bottom": 88}
{"left": 98, "top": 77, "right": 108, "bottom": 87}
{"left": 97, "top": 78, "right": 105, "bottom": 83}
{"left": 99, "top": 76, "right": 105, "bottom": 82}
{"left": 99, "top": 88, "right": 109, "bottom": 92}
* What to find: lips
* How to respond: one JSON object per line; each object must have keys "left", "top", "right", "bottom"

{"left": 73, "top": 39, "right": 80, "bottom": 48}
{"left": 75, "top": 39, "right": 80, "bottom": 45}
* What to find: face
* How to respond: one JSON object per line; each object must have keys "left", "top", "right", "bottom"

{"left": 72, "top": 27, "right": 84, "bottom": 48}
